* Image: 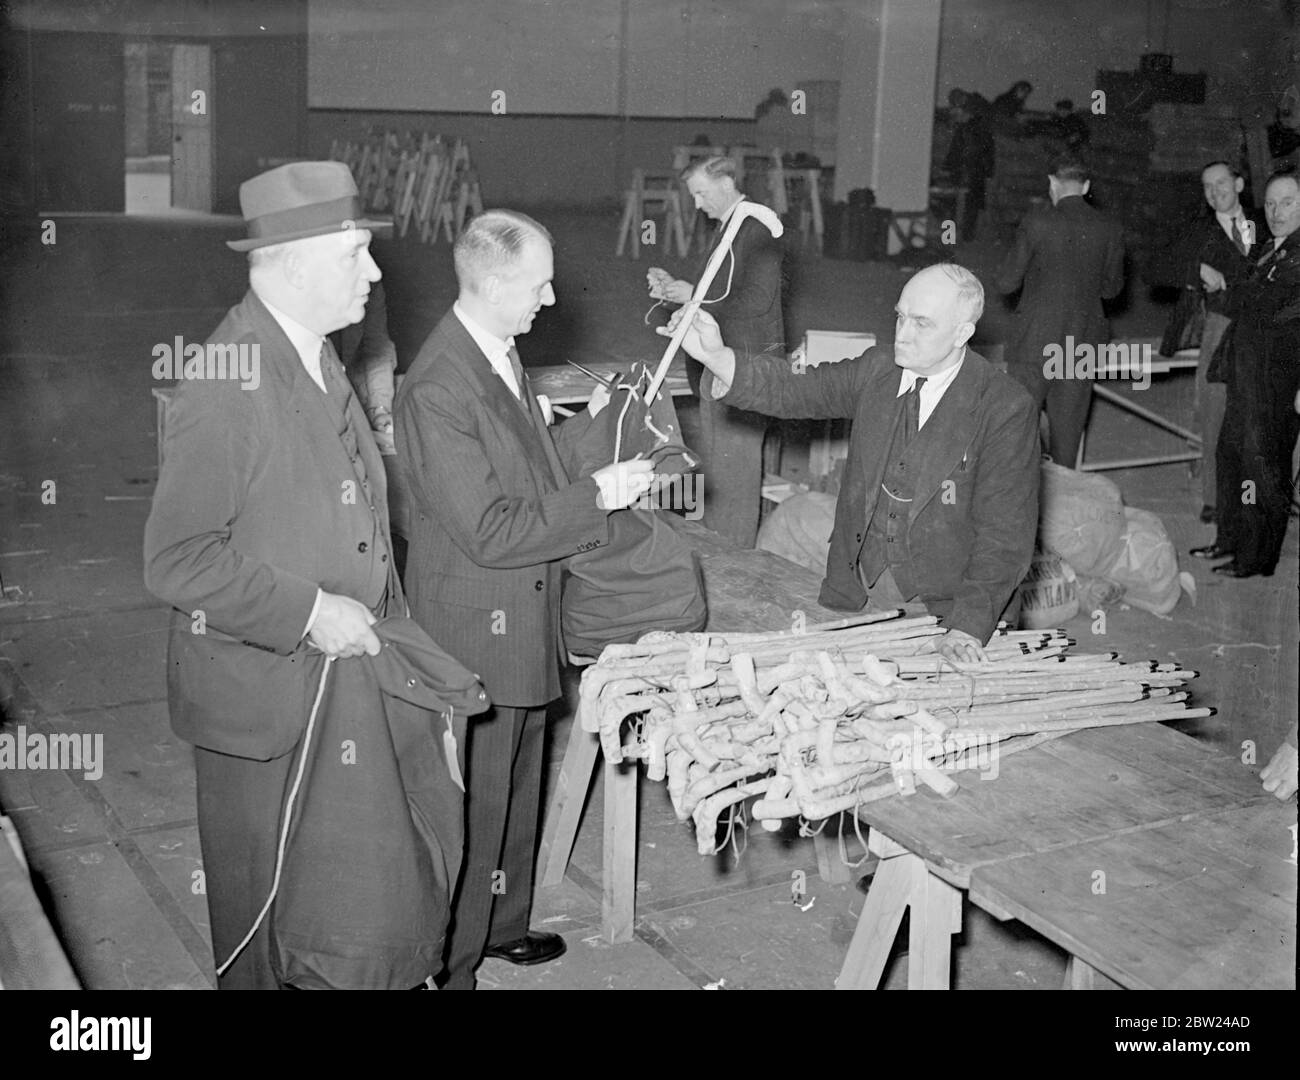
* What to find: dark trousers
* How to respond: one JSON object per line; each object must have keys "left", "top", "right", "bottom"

{"left": 441, "top": 704, "right": 546, "bottom": 990}
{"left": 1009, "top": 362, "right": 1093, "bottom": 467}
{"left": 696, "top": 390, "right": 766, "bottom": 548}
{"left": 961, "top": 174, "right": 987, "bottom": 239}
{"left": 1194, "top": 312, "right": 1231, "bottom": 509}
{"left": 194, "top": 744, "right": 297, "bottom": 990}
{"left": 1215, "top": 387, "right": 1300, "bottom": 573}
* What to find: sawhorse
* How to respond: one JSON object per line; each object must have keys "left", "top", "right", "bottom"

{"left": 536, "top": 719, "right": 854, "bottom": 942}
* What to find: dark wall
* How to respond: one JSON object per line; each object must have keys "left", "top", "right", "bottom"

{"left": 29, "top": 31, "right": 125, "bottom": 212}
{"left": 213, "top": 35, "right": 308, "bottom": 212}
{"left": 306, "top": 110, "right": 759, "bottom": 209}
{"left": 9, "top": 0, "right": 308, "bottom": 215}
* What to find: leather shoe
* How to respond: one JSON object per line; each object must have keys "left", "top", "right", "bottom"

{"left": 1190, "top": 543, "right": 1233, "bottom": 559}
{"left": 483, "top": 931, "right": 566, "bottom": 966}
{"left": 1199, "top": 505, "right": 1215, "bottom": 524}
{"left": 1211, "top": 562, "right": 1273, "bottom": 578}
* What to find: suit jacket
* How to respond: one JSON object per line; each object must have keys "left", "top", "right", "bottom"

{"left": 395, "top": 309, "right": 610, "bottom": 708}
{"left": 144, "top": 290, "right": 398, "bottom": 761}
{"left": 723, "top": 346, "right": 1039, "bottom": 644}
{"left": 1184, "top": 208, "right": 1266, "bottom": 318}
{"left": 997, "top": 195, "right": 1125, "bottom": 369}
{"left": 690, "top": 211, "right": 786, "bottom": 395}
{"left": 1216, "top": 235, "right": 1300, "bottom": 402}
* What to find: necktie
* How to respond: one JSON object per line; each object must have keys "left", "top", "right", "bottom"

{"left": 1256, "top": 237, "right": 1279, "bottom": 268}
{"left": 1232, "top": 217, "right": 1249, "bottom": 257}
{"left": 903, "top": 376, "right": 927, "bottom": 445}
{"left": 506, "top": 345, "right": 526, "bottom": 401}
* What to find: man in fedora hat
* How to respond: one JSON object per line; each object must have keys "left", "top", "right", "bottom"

{"left": 145, "top": 161, "right": 411, "bottom": 988}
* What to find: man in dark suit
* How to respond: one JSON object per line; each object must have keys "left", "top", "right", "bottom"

{"left": 647, "top": 156, "right": 785, "bottom": 547}
{"left": 396, "top": 210, "right": 653, "bottom": 989}
{"left": 1173, "top": 162, "right": 1264, "bottom": 523}
{"left": 662, "top": 263, "right": 1040, "bottom": 663}
{"left": 144, "top": 162, "right": 397, "bottom": 988}
{"left": 1192, "top": 170, "right": 1300, "bottom": 578}
{"left": 996, "top": 154, "right": 1125, "bottom": 467}
{"left": 942, "top": 92, "right": 996, "bottom": 240}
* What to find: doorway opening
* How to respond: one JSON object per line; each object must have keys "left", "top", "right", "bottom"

{"left": 123, "top": 40, "right": 212, "bottom": 216}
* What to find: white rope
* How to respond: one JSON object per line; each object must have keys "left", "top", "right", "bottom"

{"left": 215, "top": 655, "right": 336, "bottom": 978}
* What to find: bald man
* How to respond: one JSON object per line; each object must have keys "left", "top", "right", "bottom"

{"left": 663, "top": 263, "right": 1040, "bottom": 664}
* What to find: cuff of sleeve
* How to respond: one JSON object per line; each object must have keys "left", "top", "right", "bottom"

{"left": 703, "top": 366, "right": 731, "bottom": 399}
{"left": 302, "top": 588, "right": 323, "bottom": 641}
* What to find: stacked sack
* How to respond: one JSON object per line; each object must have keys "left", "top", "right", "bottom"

{"left": 1030, "top": 460, "right": 1181, "bottom": 617}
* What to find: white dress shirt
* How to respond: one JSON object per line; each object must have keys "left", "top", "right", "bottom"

{"left": 897, "top": 352, "right": 965, "bottom": 429}
{"left": 454, "top": 300, "right": 521, "bottom": 399}
{"left": 258, "top": 294, "right": 328, "bottom": 392}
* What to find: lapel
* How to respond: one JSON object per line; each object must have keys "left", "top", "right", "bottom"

{"left": 859, "top": 358, "right": 907, "bottom": 508}
{"left": 241, "top": 291, "right": 390, "bottom": 533}
{"left": 699, "top": 206, "right": 746, "bottom": 275}
{"left": 521, "top": 371, "right": 568, "bottom": 484}
{"left": 907, "top": 350, "right": 985, "bottom": 525}
{"left": 436, "top": 311, "right": 564, "bottom": 491}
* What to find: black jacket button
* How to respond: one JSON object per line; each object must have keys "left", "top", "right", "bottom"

{"left": 358, "top": 541, "right": 369, "bottom": 553}
{"left": 534, "top": 580, "right": 544, "bottom": 591}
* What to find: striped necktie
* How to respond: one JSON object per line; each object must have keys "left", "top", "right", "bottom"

{"left": 506, "top": 344, "right": 526, "bottom": 401}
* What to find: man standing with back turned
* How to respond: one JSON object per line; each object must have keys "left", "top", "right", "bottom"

{"left": 997, "top": 154, "right": 1125, "bottom": 467}
{"left": 397, "top": 210, "right": 653, "bottom": 989}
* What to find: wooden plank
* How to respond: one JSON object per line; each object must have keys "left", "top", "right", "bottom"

{"left": 835, "top": 850, "right": 913, "bottom": 990}
{"left": 1063, "top": 955, "right": 1120, "bottom": 990}
{"left": 906, "top": 855, "right": 962, "bottom": 989}
{"left": 855, "top": 724, "right": 1264, "bottom": 888}
{"left": 1037, "top": 725, "right": 1265, "bottom": 813}
{"left": 970, "top": 801, "right": 1296, "bottom": 990}
{"left": 536, "top": 717, "right": 600, "bottom": 888}
{"left": 1097, "top": 721, "right": 1266, "bottom": 800}
{"left": 601, "top": 758, "right": 638, "bottom": 943}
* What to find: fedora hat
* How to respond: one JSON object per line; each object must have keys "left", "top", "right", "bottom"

{"left": 227, "top": 161, "right": 392, "bottom": 251}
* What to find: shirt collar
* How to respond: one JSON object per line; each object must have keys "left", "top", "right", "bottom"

{"left": 454, "top": 300, "right": 515, "bottom": 361}
{"left": 718, "top": 196, "right": 744, "bottom": 228}
{"left": 896, "top": 352, "right": 965, "bottom": 398}
{"left": 256, "top": 293, "right": 325, "bottom": 370}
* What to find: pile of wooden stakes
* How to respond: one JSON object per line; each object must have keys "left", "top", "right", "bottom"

{"left": 576, "top": 611, "right": 1208, "bottom": 856}
{"left": 331, "top": 130, "right": 483, "bottom": 243}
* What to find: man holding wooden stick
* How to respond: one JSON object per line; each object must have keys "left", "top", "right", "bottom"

{"left": 661, "top": 262, "right": 1039, "bottom": 666}
{"left": 647, "top": 156, "right": 785, "bottom": 548}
